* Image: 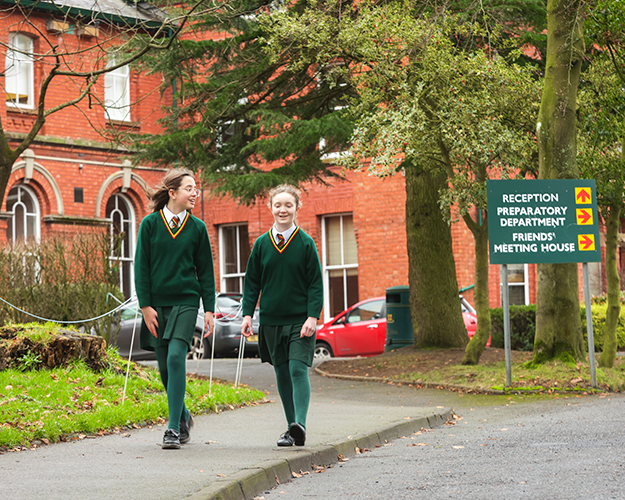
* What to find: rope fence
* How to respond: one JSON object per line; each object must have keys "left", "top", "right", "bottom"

{"left": 0, "top": 293, "right": 252, "bottom": 400}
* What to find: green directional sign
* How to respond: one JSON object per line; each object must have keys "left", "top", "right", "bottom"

{"left": 487, "top": 179, "right": 601, "bottom": 264}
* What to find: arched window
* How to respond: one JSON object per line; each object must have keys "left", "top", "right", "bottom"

{"left": 106, "top": 193, "right": 136, "bottom": 298}
{"left": 6, "top": 184, "right": 40, "bottom": 244}
{"left": 5, "top": 33, "right": 34, "bottom": 109}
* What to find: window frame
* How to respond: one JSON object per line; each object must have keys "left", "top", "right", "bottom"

{"left": 321, "top": 213, "right": 359, "bottom": 322}
{"left": 104, "top": 57, "right": 131, "bottom": 122}
{"left": 502, "top": 263, "right": 530, "bottom": 306}
{"left": 6, "top": 184, "right": 41, "bottom": 244}
{"left": 106, "top": 193, "right": 136, "bottom": 298}
{"left": 5, "top": 33, "right": 35, "bottom": 109}
{"left": 219, "top": 223, "right": 250, "bottom": 293}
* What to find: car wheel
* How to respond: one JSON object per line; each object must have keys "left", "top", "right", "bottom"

{"left": 187, "top": 331, "right": 206, "bottom": 360}
{"left": 314, "top": 342, "right": 333, "bottom": 359}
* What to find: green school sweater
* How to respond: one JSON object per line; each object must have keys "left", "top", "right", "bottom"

{"left": 242, "top": 228, "right": 323, "bottom": 325}
{"left": 134, "top": 210, "right": 215, "bottom": 312}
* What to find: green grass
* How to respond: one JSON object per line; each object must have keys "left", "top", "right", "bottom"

{"left": 5, "top": 321, "right": 60, "bottom": 345}
{"left": 322, "top": 347, "right": 625, "bottom": 395}
{"left": 396, "top": 357, "right": 625, "bottom": 393}
{"left": 0, "top": 351, "right": 265, "bottom": 449}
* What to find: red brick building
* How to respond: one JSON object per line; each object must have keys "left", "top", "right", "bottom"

{"left": 1, "top": 0, "right": 169, "bottom": 297}
{"left": 1, "top": 1, "right": 605, "bottom": 323}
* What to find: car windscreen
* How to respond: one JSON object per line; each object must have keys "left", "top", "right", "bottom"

{"left": 120, "top": 303, "right": 141, "bottom": 321}
{"left": 216, "top": 296, "right": 242, "bottom": 311}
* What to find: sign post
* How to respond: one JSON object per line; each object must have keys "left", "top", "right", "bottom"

{"left": 487, "top": 180, "right": 601, "bottom": 388}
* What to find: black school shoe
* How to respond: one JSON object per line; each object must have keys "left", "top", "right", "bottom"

{"left": 289, "top": 423, "right": 306, "bottom": 446}
{"left": 179, "top": 411, "right": 194, "bottom": 444}
{"left": 162, "top": 429, "right": 181, "bottom": 449}
{"left": 277, "top": 430, "right": 294, "bottom": 447}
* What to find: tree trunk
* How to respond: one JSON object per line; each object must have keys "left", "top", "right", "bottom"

{"left": 599, "top": 205, "right": 621, "bottom": 368}
{"left": 462, "top": 212, "right": 492, "bottom": 365}
{"left": 404, "top": 159, "right": 467, "bottom": 348}
{"left": 534, "top": 0, "right": 585, "bottom": 363}
{"left": 0, "top": 117, "right": 20, "bottom": 205}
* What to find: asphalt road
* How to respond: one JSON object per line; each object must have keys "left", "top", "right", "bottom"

{"left": 179, "top": 357, "right": 625, "bottom": 500}
{"left": 256, "top": 384, "right": 625, "bottom": 500}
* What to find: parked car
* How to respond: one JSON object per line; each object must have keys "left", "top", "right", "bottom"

{"left": 109, "top": 293, "right": 258, "bottom": 360}
{"left": 460, "top": 296, "right": 490, "bottom": 347}
{"left": 315, "top": 297, "right": 387, "bottom": 359}
{"left": 314, "top": 295, "right": 485, "bottom": 359}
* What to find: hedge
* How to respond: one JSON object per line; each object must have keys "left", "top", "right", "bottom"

{"left": 489, "top": 304, "right": 625, "bottom": 352}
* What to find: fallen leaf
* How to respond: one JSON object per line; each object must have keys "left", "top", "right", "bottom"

{"left": 408, "top": 443, "right": 429, "bottom": 447}
{"left": 452, "top": 446, "right": 464, "bottom": 449}
{"left": 570, "top": 377, "right": 583, "bottom": 384}
{"left": 216, "top": 474, "right": 226, "bottom": 477}
{"left": 292, "top": 471, "right": 302, "bottom": 478}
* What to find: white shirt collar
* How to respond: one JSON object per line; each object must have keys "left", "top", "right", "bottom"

{"left": 163, "top": 205, "right": 187, "bottom": 225}
{"left": 272, "top": 223, "right": 296, "bottom": 242}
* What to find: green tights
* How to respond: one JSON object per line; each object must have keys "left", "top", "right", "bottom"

{"left": 155, "top": 339, "right": 188, "bottom": 432}
{"left": 274, "top": 360, "right": 310, "bottom": 429}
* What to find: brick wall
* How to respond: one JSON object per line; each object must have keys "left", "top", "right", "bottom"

{"left": 0, "top": 7, "right": 601, "bottom": 313}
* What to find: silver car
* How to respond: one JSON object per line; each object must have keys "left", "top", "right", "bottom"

{"left": 109, "top": 293, "right": 259, "bottom": 360}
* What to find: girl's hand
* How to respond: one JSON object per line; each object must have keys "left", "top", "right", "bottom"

{"left": 300, "top": 317, "right": 317, "bottom": 338}
{"left": 141, "top": 306, "right": 159, "bottom": 338}
{"left": 241, "top": 316, "right": 253, "bottom": 338}
{"left": 203, "top": 311, "right": 214, "bottom": 338}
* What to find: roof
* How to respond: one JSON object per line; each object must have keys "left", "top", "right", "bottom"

{"left": 3, "top": 0, "right": 170, "bottom": 28}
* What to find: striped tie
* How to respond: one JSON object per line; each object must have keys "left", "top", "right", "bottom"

{"left": 277, "top": 233, "right": 285, "bottom": 248}
{"left": 171, "top": 215, "right": 180, "bottom": 229}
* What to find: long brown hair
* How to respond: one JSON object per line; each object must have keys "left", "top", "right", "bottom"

{"left": 148, "top": 168, "right": 195, "bottom": 213}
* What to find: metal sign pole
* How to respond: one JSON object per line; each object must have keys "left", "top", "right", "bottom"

{"left": 582, "top": 262, "right": 597, "bottom": 388}
{"left": 501, "top": 264, "right": 512, "bottom": 387}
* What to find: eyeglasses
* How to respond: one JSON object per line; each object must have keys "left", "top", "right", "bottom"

{"left": 181, "top": 187, "right": 201, "bottom": 196}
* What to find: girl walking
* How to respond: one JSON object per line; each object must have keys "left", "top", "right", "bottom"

{"left": 134, "top": 168, "right": 215, "bottom": 449}
{"left": 241, "top": 185, "right": 323, "bottom": 447}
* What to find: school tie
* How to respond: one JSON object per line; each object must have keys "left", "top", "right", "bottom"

{"left": 277, "top": 233, "right": 285, "bottom": 248}
{"left": 171, "top": 215, "right": 180, "bottom": 229}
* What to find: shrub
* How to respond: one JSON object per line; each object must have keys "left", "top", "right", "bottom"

{"left": 581, "top": 304, "right": 625, "bottom": 352}
{"left": 490, "top": 303, "right": 625, "bottom": 353}
{"left": 490, "top": 305, "right": 536, "bottom": 351}
{"left": 0, "top": 234, "right": 124, "bottom": 341}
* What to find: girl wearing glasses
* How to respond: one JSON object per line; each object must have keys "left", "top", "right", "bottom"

{"left": 241, "top": 184, "right": 323, "bottom": 447}
{"left": 134, "top": 168, "right": 215, "bottom": 449}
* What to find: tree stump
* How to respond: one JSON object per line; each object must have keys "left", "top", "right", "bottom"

{"left": 0, "top": 326, "right": 108, "bottom": 371}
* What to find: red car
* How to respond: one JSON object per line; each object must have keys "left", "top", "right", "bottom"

{"left": 315, "top": 296, "right": 484, "bottom": 359}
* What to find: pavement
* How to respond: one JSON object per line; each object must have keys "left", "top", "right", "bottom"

{"left": 0, "top": 358, "right": 452, "bottom": 500}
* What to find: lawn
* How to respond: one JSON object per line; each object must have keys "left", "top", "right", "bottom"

{"left": 317, "top": 346, "right": 625, "bottom": 394}
{"left": 0, "top": 351, "right": 265, "bottom": 450}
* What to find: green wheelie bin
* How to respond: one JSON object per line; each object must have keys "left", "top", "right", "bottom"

{"left": 384, "top": 285, "right": 414, "bottom": 352}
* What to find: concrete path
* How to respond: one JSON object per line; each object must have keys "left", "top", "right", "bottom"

{"left": 0, "top": 358, "right": 451, "bottom": 500}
